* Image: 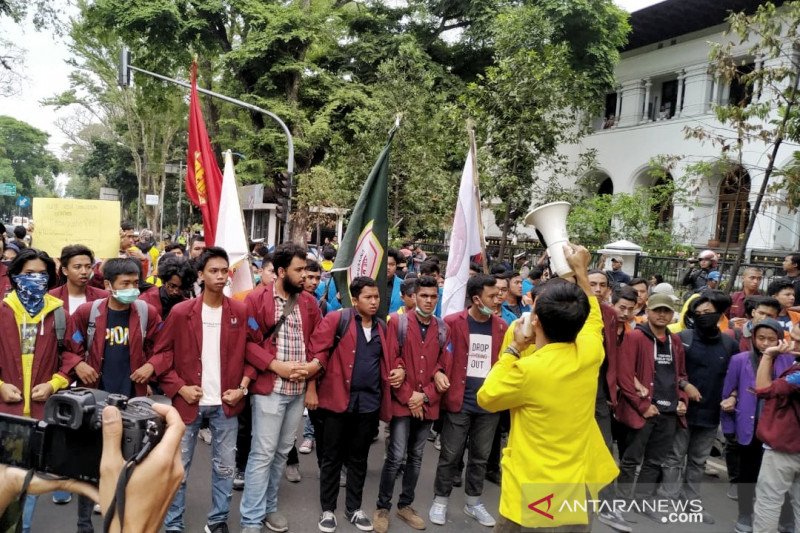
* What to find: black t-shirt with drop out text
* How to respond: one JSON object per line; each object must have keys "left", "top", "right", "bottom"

{"left": 100, "top": 308, "right": 135, "bottom": 397}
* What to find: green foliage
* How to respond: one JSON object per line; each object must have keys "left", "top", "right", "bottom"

{"left": 0, "top": 116, "right": 60, "bottom": 217}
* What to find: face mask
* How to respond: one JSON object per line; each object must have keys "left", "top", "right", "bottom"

{"left": 1, "top": 260, "right": 11, "bottom": 267}
{"left": 112, "top": 288, "right": 140, "bottom": 305}
{"left": 694, "top": 312, "right": 721, "bottom": 334}
{"left": 254, "top": 275, "right": 262, "bottom": 285}
{"left": 415, "top": 307, "right": 433, "bottom": 319}
{"left": 13, "top": 273, "right": 49, "bottom": 316}
{"left": 474, "top": 300, "right": 494, "bottom": 317}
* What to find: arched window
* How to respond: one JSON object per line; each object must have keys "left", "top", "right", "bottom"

{"left": 652, "top": 173, "right": 674, "bottom": 225}
{"left": 716, "top": 166, "right": 751, "bottom": 244}
{"left": 598, "top": 177, "right": 613, "bottom": 195}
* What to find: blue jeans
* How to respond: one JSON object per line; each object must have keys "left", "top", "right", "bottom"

{"left": 304, "top": 413, "right": 315, "bottom": 439}
{"left": 239, "top": 392, "right": 305, "bottom": 527}
{"left": 21, "top": 494, "right": 36, "bottom": 533}
{"left": 377, "top": 417, "right": 433, "bottom": 510}
{"left": 164, "top": 405, "right": 238, "bottom": 530}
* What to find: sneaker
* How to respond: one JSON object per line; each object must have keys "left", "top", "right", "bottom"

{"left": 299, "top": 438, "right": 315, "bottom": 454}
{"left": 233, "top": 470, "right": 245, "bottom": 491}
{"left": 597, "top": 510, "right": 632, "bottom": 533}
{"left": 373, "top": 509, "right": 389, "bottom": 533}
{"left": 199, "top": 428, "right": 212, "bottom": 445}
{"left": 778, "top": 523, "right": 794, "bottom": 533}
{"left": 728, "top": 483, "right": 738, "bottom": 500}
{"left": 429, "top": 501, "right": 447, "bottom": 526}
{"left": 396, "top": 506, "right": 426, "bottom": 530}
{"left": 205, "top": 523, "right": 230, "bottom": 533}
{"left": 93, "top": 504, "right": 102, "bottom": 514}
{"left": 735, "top": 514, "right": 753, "bottom": 533}
{"left": 52, "top": 492, "right": 72, "bottom": 504}
{"left": 700, "top": 510, "right": 715, "bottom": 525}
{"left": 345, "top": 509, "right": 373, "bottom": 532}
{"left": 433, "top": 434, "right": 441, "bottom": 451}
{"left": 265, "top": 511, "right": 288, "bottom": 532}
{"left": 464, "top": 503, "right": 496, "bottom": 527}
{"left": 318, "top": 511, "right": 337, "bottom": 533}
{"left": 339, "top": 469, "right": 347, "bottom": 487}
{"left": 284, "top": 464, "right": 301, "bottom": 483}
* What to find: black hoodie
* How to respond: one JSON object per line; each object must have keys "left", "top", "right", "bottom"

{"left": 635, "top": 322, "right": 678, "bottom": 413}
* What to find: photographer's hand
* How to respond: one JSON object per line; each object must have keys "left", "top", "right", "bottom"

{"left": 100, "top": 404, "right": 184, "bottom": 533}
{"left": 0, "top": 466, "right": 98, "bottom": 515}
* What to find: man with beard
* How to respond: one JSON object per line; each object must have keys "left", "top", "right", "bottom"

{"left": 239, "top": 243, "right": 322, "bottom": 533}
{"left": 138, "top": 254, "right": 197, "bottom": 320}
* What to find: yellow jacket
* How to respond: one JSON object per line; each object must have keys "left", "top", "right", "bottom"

{"left": 478, "top": 297, "right": 618, "bottom": 528}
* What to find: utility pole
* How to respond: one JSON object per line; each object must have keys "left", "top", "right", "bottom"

{"left": 119, "top": 49, "right": 295, "bottom": 242}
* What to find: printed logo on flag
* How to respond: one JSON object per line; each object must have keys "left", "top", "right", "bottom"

{"left": 193, "top": 150, "right": 208, "bottom": 205}
{"left": 349, "top": 220, "right": 384, "bottom": 284}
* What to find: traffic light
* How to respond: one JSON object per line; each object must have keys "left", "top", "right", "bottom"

{"left": 275, "top": 196, "right": 289, "bottom": 222}
{"left": 275, "top": 172, "right": 291, "bottom": 199}
{"left": 118, "top": 48, "right": 132, "bottom": 87}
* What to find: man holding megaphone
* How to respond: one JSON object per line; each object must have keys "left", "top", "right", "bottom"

{"left": 477, "top": 243, "right": 618, "bottom": 532}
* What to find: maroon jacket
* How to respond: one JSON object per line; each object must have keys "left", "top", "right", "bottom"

{"left": 310, "top": 308, "right": 402, "bottom": 422}
{"left": 616, "top": 324, "right": 689, "bottom": 430}
{"left": 729, "top": 290, "right": 762, "bottom": 319}
{"left": 600, "top": 303, "right": 620, "bottom": 408}
{"left": 49, "top": 284, "right": 108, "bottom": 315}
{"left": 390, "top": 312, "right": 452, "bottom": 420}
{"left": 244, "top": 284, "right": 321, "bottom": 396}
{"left": 441, "top": 310, "right": 507, "bottom": 413}
{"left": 149, "top": 297, "right": 260, "bottom": 423}
{"left": 138, "top": 285, "right": 163, "bottom": 319}
{"left": 756, "top": 361, "right": 800, "bottom": 454}
{"left": 0, "top": 302, "right": 71, "bottom": 419}
{"left": 61, "top": 298, "right": 162, "bottom": 396}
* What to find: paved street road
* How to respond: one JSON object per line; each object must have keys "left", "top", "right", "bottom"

{"left": 31, "top": 422, "right": 742, "bottom": 533}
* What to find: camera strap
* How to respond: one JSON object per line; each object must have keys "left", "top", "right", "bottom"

{"left": 102, "top": 436, "right": 157, "bottom": 533}
{"left": 3, "top": 470, "right": 35, "bottom": 533}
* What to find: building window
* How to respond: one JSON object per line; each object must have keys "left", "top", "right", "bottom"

{"left": 716, "top": 166, "right": 751, "bottom": 244}
{"left": 603, "top": 93, "right": 617, "bottom": 128}
{"left": 729, "top": 63, "right": 755, "bottom": 107}
{"left": 660, "top": 80, "right": 678, "bottom": 119}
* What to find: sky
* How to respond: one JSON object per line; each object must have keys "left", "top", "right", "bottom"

{"left": 0, "top": 0, "right": 667, "bottom": 158}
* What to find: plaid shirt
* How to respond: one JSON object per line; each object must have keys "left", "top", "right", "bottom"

{"left": 274, "top": 293, "right": 307, "bottom": 396}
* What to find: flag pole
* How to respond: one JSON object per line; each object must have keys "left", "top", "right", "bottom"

{"left": 468, "top": 126, "right": 490, "bottom": 274}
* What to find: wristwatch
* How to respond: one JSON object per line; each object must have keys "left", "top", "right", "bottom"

{"left": 238, "top": 385, "right": 249, "bottom": 396}
{"left": 423, "top": 394, "right": 430, "bottom": 404}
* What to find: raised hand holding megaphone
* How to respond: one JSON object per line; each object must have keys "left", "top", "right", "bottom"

{"left": 523, "top": 201, "right": 573, "bottom": 278}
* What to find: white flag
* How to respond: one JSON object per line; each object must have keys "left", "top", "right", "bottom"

{"left": 216, "top": 150, "right": 254, "bottom": 296}
{"left": 441, "top": 145, "right": 483, "bottom": 317}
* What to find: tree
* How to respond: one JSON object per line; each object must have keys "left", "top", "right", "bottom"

{"left": 681, "top": 2, "right": 800, "bottom": 291}
{"left": 0, "top": 115, "right": 60, "bottom": 218}
{"left": 466, "top": 0, "right": 629, "bottom": 260}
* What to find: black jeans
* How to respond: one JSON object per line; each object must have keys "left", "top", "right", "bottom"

{"left": 77, "top": 494, "right": 95, "bottom": 533}
{"left": 487, "top": 410, "right": 510, "bottom": 475}
{"left": 617, "top": 414, "right": 678, "bottom": 501}
{"left": 433, "top": 411, "right": 499, "bottom": 498}
{"left": 316, "top": 408, "right": 380, "bottom": 513}
{"left": 595, "top": 400, "right": 615, "bottom": 503}
{"left": 724, "top": 432, "right": 740, "bottom": 485}
{"left": 377, "top": 417, "right": 433, "bottom": 510}
{"left": 235, "top": 399, "right": 252, "bottom": 471}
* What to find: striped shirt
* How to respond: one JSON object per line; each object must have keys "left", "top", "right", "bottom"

{"left": 274, "top": 294, "right": 307, "bottom": 396}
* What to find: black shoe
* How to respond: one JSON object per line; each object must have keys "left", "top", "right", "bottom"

{"left": 204, "top": 523, "right": 229, "bottom": 533}
{"left": 485, "top": 470, "right": 501, "bottom": 485}
{"left": 344, "top": 509, "right": 373, "bottom": 532}
{"left": 318, "top": 511, "right": 337, "bottom": 533}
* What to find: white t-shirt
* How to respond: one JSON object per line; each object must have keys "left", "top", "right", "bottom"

{"left": 68, "top": 295, "right": 87, "bottom": 315}
{"left": 199, "top": 303, "right": 223, "bottom": 406}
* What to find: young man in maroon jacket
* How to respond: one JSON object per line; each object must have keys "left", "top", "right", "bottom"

{"left": 239, "top": 243, "right": 321, "bottom": 533}
{"left": 49, "top": 244, "right": 108, "bottom": 315}
{"left": 615, "top": 293, "right": 688, "bottom": 521}
{"left": 60, "top": 257, "right": 161, "bottom": 532}
{"left": 428, "top": 274, "right": 507, "bottom": 528}
{"left": 373, "top": 275, "right": 451, "bottom": 533}
{"left": 307, "top": 276, "right": 406, "bottom": 533}
{"left": 141, "top": 247, "right": 260, "bottom": 533}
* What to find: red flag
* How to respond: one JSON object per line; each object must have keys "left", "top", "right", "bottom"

{"left": 186, "top": 61, "right": 223, "bottom": 245}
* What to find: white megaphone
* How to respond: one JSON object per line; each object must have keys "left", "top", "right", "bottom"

{"left": 524, "top": 201, "right": 573, "bottom": 278}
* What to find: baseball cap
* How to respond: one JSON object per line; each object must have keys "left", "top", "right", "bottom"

{"left": 647, "top": 293, "right": 678, "bottom": 312}
{"left": 753, "top": 318, "right": 784, "bottom": 339}
{"left": 610, "top": 256, "right": 623, "bottom": 263}
{"left": 651, "top": 282, "right": 675, "bottom": 296}
{"left": 708, "top": 271, "right": 721, "bottom": 281}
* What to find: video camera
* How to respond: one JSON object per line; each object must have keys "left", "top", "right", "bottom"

{"left": 0, "top": 388, "right": 164, "bottom": 484}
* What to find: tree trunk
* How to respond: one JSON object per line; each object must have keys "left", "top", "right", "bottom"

{"left": 726, "top": 68, "right": 800, "bottom": 292}
{"left": 498, "top": 201, "right": 511, "bottom": 264}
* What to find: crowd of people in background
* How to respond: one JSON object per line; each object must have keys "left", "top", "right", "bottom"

{"left": 1, "top": 223, "right": 799, "bottom": 533}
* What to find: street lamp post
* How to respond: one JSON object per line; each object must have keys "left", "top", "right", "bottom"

{"left": 120, "top": 50, "right": 295, "bottom": 242}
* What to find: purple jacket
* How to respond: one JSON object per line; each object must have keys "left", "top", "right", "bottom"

{"left": 720, "top": 350, "right": 795, "bottom": 444}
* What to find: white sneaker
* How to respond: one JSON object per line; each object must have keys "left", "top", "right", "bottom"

{"left": 464, "top": 503, "right": 496, "bottom": 527}
{"left": 299, "top": 438, "right": 315, "bottom": 454}
{"left": 198, "top": 428, "right": 212, "bottom": 445}
{"left": 429, "top": 501, "right": 447, "bottom": 525}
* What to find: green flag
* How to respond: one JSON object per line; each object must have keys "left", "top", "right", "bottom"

{"left": 332, "top": 128, "right": 396, "bottom": 319}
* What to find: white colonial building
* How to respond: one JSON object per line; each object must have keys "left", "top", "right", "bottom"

{"left": 534, "top": 0, "right": 799, "bottom": 258}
